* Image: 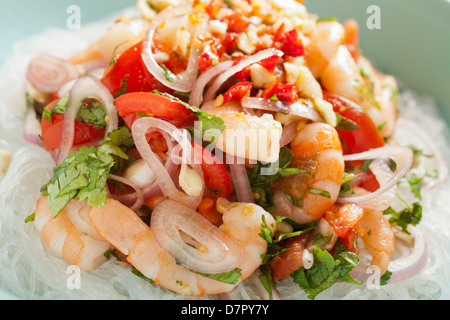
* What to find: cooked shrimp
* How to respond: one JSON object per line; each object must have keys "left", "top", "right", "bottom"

{"left": 306, "top": 20, "right": 345, "bottom": 78}
{"left": 88, "top": 197, "right": 275, "bottom": 296}
{"left": 34, "top": 197, "right": 111, "bottom": 271}
{"left": 201, "top": 101, "right": 283, "bottom": 163}
{"left": 356, "top": 208, "right": 395, "bottom": 274}
{"left": 320, "top": 44, "right": 398, "bottom": 138}
{"left": 273, "top": 122, "right": 344, "bottom": 223}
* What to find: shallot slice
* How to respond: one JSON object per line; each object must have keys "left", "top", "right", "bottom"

{"left": 151, "top": 199, "right": 241, "bottom": 274}
{"left": 141, "top": 25, "right": 202, "bottom": 92}
{"left": 131, "top": 117, "right": 204, "bottom": 209}
{"left": 242, "top": 97, "right": 322, "bottom": 122}
{"left": 337, "top": 145, "right": 413, "bottom": 209}
{"left": 56, "top": 76, "right": 118, "bottom": 164}
{"left": 229, "top": 156, "right": 254, "bottom": 203}
{"left": 203, "top": 48, "right": 283, "bottom": 102}
{"left": 189, "top": 60, "right": 234, "bottom": 107}
{"left": 26, "top": 53, "right": 80, "bottom": 93}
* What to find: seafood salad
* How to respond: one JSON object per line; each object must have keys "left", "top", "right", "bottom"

{"left": 9, "top": 0, "right": 448, "bottom": 299}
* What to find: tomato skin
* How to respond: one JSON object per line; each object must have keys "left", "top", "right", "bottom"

{"left": 191, "top": 141, "right": 231, "bottom": 200}
{"left": 323, "top": 92, "right": 385, "bottom": 155}
{"left": 41, "top": 100, "right": 106, "bottom": 151}
{"left": 101, "top": 41, "right": 168, "bottom": 96}
{"left": 113, "top": 92, "right": 197, "bottom": 129}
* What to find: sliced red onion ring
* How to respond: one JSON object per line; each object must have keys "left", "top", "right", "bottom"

{"left": 203, "top": 48, "right": 283, "bottom": 102}
{"left": 337, "top": 145, "right": 413, "bottom": 209}
{"left": 279, "top": 121, "right": 297, "bottom": 147}
{"left": 242, "top": 97, "right": 322, "bottom": 123}
{"left": 23, "top": 106, "right": 44, "bottom": 147}
{"left": 189, "top": 60, "right": 234, "bottom": 107}
{"left": 229, "top": 158, "right": 254, "bottom": 203}
{"left": 141, "top": 25, "right": 202, "bottom": 92}
{"left": 56, "top": 76, "right": 118, "bottom": 164}
{"left": 151, "top": 199, "right": 241, "bottom": 274}
{"left": 387, "top": 226, "right": 428, "bottom": 284}
{"left": 132, "top": 117, "right": 204, "bottom": 209}
{"left": 107, "top": 174, "right": 145, "bottom": 212}
{"left": 26, "top": 53, "right": 80, "bottom": 93}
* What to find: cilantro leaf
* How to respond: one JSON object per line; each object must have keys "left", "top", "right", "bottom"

{"left": 160, "top": 64, "right": 177, "bottom": 83}
{"left": 41, "top": 143, "right": 128, "bottom": 218}
{"left": 292, "top": 247, "right": 362, "bottom": 300}
{"left": 196, "top": 268, "right": 242, "bottom": 285}
{"left": 384, "top": 202, "right": 422, "bottom": 234}
{"left": 44, "top": 94, "right": 107, "bottom": 129}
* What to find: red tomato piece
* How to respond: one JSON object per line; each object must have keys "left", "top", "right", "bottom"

{"left": 323, "top": 92, "right": 385, "bottom": 155}
{"left": 191, "top": 141, "right": 231, "bottom": 199}
{"left": 41, "top": 100, "right": 106, "bottom": 151}
{"left": 113, "top": 92, "right": 198, "bottom": 129}
{"left": 101, "top": 41, "right": 169, "bottom": 97}
{"left": 325, "top": 203, "right": 365, "bottom": 254}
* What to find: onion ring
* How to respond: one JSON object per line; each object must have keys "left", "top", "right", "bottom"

{"left": 131, "top": 117, "right": 204, "bottom": 209}
{"left": 151, "top": 198, "right": 241, "bottom": 274}
{"left": 141, "top": 25, "right": 202, "bottom": 92}
{"left": 56, "top": 76, "right": 118, "bottom": 164}
{"left": 203, "top": 48, "right": 283, "bottom": 102}
{"left": 337, "top": 145, "right": 413, "bottom": 209}
{"left": 26, "top": 53, "right": 80, "bottom": 93}
{"left": 242, "top": 97, "right": 322, "bottom": 122}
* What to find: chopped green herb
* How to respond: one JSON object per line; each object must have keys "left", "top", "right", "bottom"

{"left": 43, "top": 94, "right": 107, "bottom": 129}
{"left": 24, "top": 213, "right": 35, "bottom": 223}
{"left": 335, "top": 114, "right": 360, "bottom": 131}
{"left": 383, "top": 202, "right": 422, "bottom": 234}
{"left": 196, "top": 268, "right": 242, "bottom": 285}
{"left": 160, "top": 64, "right": 177, "bottom": 83}
{"left": 308, "top": 188, "right": 331, "bottom": 198}
{"left": 292, "top": 247, "right": 362, "bottom": 300}
{"left": 380, "top": 270, "right": 392, "bottom": 286}
{"left": 41, "top": 142, "right": 128, "bottom": 218}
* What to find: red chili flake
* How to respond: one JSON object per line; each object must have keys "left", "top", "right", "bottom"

{"left": 232, "top": 55, "right": 251, "bottom": 80}
{"left": 279, "top": 29, "right": 304, "bottom": 57}
{"left": 198, "top": 52, "right": 218, "bottom": 71}
{"left": 221, "top": 32, "right": 239, "bottom": 53}
{"left": 227, "top": 12, "right": 251, "bottom": 33}
{"left": 275, "top": 83, "right": 299, "bottom": 102}
{"left": 260, "top": 54, "right": 281, "bottom": 72}
{"left": 223, "top": 81, "right": 253, "bottom": 103}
